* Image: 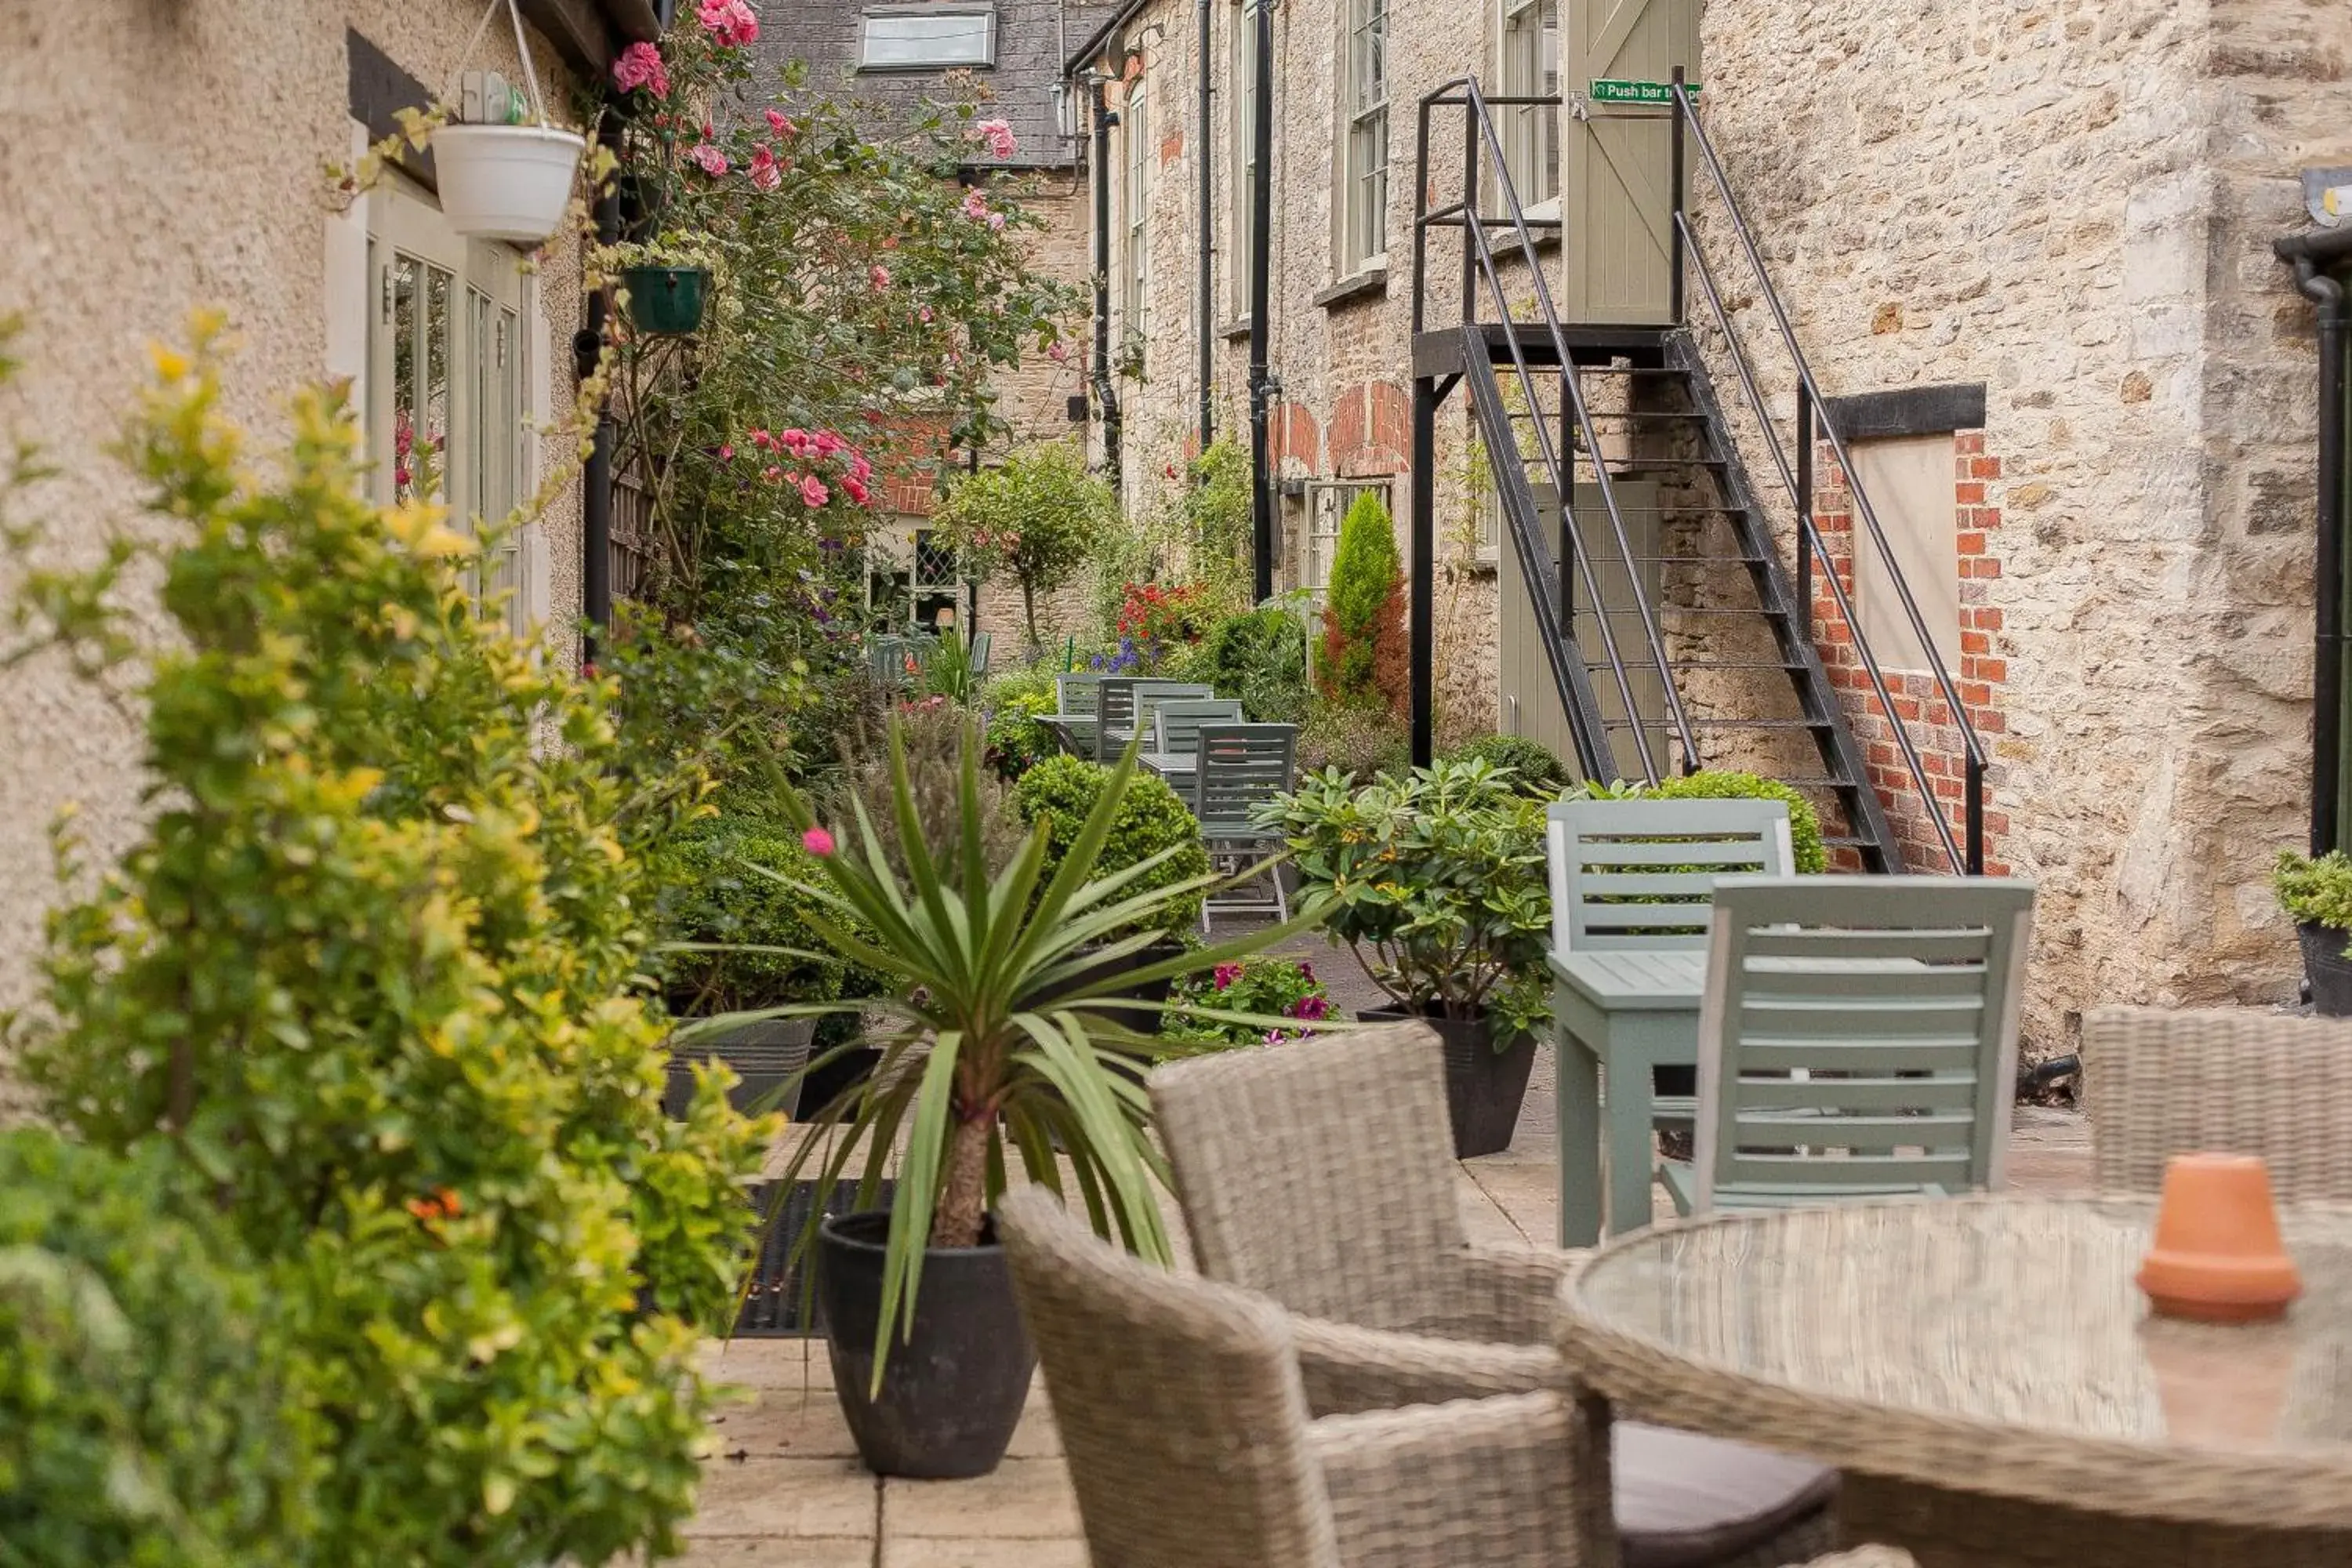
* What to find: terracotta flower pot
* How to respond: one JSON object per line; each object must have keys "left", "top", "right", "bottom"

{"left": 2136, "top": 1153, "right": 2303, "bottom": 1323}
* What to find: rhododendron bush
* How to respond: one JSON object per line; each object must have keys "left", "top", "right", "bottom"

{"left": 597, "top": 20, "right": 1079, "bottom": 620}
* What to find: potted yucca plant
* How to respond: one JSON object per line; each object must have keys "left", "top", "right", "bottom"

{"left": 764, "top": 717, "right": 1301, "bottom": 1479}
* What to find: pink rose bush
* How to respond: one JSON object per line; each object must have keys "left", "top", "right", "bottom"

{"left": 688, "top": 142, "right": 730, "bottom": 177}
{"left": 612, "top": 41, "right": 669, "bottom": 98}
{"left": 973, "top": 119, "right": 1018, "bottom": 161}
{"left": 697, "top": 0, "right": 760, "bottom": 47}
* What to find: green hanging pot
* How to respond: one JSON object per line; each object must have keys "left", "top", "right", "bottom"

{"left": 622, "top": 265, "right": 710, "bottom": 336}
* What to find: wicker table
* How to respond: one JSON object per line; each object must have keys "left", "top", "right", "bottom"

{"left": 1557, "top": 1196, "right": 2352, "bottom": 1568}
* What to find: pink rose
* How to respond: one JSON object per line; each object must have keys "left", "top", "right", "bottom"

{"left": 766, "top": 107, "right": 793, "bottom": 136}
{"left": 802, "top": 826, "right": 836, "bottom": 857}
{"left": 762, "top": 464, "right": 782, "bottom": 481}
{"left": 919, "top": 304, "right": 934, "bottom": 324}
{"left": 814, "top": 430, "right": 844, "bottom": 456}
{"left": 748, "top": 145, "right": 782, "bottom": 191}
{"left": 718, "top": 443, "right": 735, "bottom": 460}
{"left": 612, "top": 41, "right": 669, "bottom": 98}
{"left": 1048, "top": 340, "right": 1070, "bottom": 364}
{"left": 960, "top": 187, "right": 991, "bottom": 223}
{"left": 799, "top": 474, "right": 830, "bottom": 507}
{"left": 987, "top": 210, "right": 1005, "bottom": 232}
{"left": 850, "top": 453, "right": 873, "bottom": 481}
{"left": 842, "top": 474, "right": 870, "bottom": 506}
{"left": 697, "top": 0, "right": 759, "bottom": 46}
{"left": 869, "top": 263, "right": 891, "bottom": 291}
{"left": 688, "top": 142, "right": 729, "bottom": 177}
{"left": 972, "top": 118, "right": 1018, "bottom": 161}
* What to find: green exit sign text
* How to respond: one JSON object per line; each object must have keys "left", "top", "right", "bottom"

{"left": 1588, "top": 78, "right": 1700, "bottom": 106}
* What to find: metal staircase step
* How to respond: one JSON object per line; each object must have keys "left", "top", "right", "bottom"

{"left": 1583, "top": 657, "right": 1802, "bottom": 673}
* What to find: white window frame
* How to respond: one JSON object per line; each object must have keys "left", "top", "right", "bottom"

{"left": 1226, "top": 0, "right": 1261, "bottom": 319}
{"left": 1497, "top": 0, "right": 1559, "bottom": 212}
{"left": 1120, "top": 71, "right": 1152, "bottom": 358}
{"left": 1304, "top": 478, "right": 1390, "bottom": 600}
{"left": 1338, "top": 0, "right": 1389, "bottom": 276}
{"left": 365, "top": 171, "right": 534, "bottom": 635}
{"left": 858, "top": 7, "right": 998, "bottom": 71}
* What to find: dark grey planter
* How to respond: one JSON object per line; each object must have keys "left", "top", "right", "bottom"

{"left": 2299, "top": 922, "right": 2352, "bottom": 1017}
{"left": 665, "top": 1016, "right": 816, "bottom": 1119}
{"left": 1360, "top": 1004, "right": 1537, "bottom": 1158}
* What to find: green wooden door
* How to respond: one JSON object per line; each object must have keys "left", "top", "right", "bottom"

{"left": 1561, "top": 0, "right": 1699, "bottom": 325}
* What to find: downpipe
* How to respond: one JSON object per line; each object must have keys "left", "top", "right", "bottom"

{"left": 1091, "top": 77, "right": 1123, "bottom": 493}
{"left": 2288, "top": 253, "right": 2349, "bottom": 858}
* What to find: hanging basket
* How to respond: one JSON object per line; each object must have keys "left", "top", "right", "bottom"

{"left": 432, "top": 124, "right": 586, "bottom": 244}
{"left": 426, "top": 0, "right": 583, "bottom": 245}
{"left": 622, "top": 265, "right": 712, "bottom": 335}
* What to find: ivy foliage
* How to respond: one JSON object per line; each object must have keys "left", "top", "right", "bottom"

{"left": 1013, "top": 753, "right": 1213, "bottom": 937}
{"left": 11, "top": 325, "right": 771, "bottom": 1568}
{"left": 0, "top": 1130, "right": 312, "bottom": 1568}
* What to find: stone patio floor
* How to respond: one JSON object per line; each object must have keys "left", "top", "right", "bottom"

{"left": 685, "top": 938, "right": 2094, "bottom": 1566}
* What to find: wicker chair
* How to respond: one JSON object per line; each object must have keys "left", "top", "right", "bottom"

{"left": 997, "top": 1185, "right": 1593, "bottom": 1568}
{"left": 1150, "top": 1022, "right": 1840, "bottom": 1567}
{"left": 1151, "top": 1019, "right": 1571, "bottom": 1412}
{"left": 2084, "top": 1005, "right": 2352, "bottom": 1203}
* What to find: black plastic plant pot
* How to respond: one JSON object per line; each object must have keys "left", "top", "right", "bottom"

{"left": 816, "top": 1209, "right": 1035, "bottom": 1479}
{"left": 664, "top": 1016, "right": 815, "bottom": 1120}
{"left": 622, "top": 264, "right": 710, "bottom": 335}
{"left": 1360, "top": 1004, "right": 1537, "bottom": 1159}
{"left": 1044, "top": 937, "right": 1188, "bottom": 1036}
{"left": 2299, "top": 923, "right": 2352, "bottom": 1018}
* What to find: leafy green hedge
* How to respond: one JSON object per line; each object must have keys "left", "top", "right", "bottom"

{"left": 1446, "top": 734, "right": 1570, "bottom": 797}
{"left": 1192, "top": 604, "right": 1310, "bottom": 725}
{"left": 1014, "top": 754, "right": 1211, "bottom": 937}
{"left": 1585, "top": 769, "right": 1828, "bottom": 873}
{"left": 655, "top": 821, "right": 845, "bottom": 1014}
{"left": 0, "top": 1131, "right": 312, "bottom": 1566}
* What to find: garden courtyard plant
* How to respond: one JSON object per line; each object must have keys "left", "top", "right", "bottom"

{"left": 2277, "top": 848, "right": 2352, "bottom": 1015}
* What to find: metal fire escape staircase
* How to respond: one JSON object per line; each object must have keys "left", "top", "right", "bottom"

{"left": 1406, "top": 77, "right": 1987, "bottom": 873}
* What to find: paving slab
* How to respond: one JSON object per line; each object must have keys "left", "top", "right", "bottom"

{"left": 880, "top": 1540, "right": 1090, "bottom": 1568}
{"left": 686, "top": 1457, "right": 877, "bottom": 1541}
{"left": 677, "top": 1538, "right": 873, "bottom": 1568}
{"left": 882, "top": 1457, "right": 1080, "bottom": 1540}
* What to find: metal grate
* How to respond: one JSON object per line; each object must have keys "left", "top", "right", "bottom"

{"left": 734, "top": 1178, "right": 899, "bottom": 1337}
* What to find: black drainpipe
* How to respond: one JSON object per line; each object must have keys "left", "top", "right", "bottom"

{"left": 1196, "top": 0, "right": 1214, "bottom": 453}
{"left": 2279, "top": 226, "right": 2352, "bottom": 855}
{"left": 1245, "top": 0, "right": 1275, "bottom": 601}
{"left": 1090, "top": 77, "right": 1123, "bottom": 495}
{"left": 579, "top": 114, "right": 624, "bottom": 666}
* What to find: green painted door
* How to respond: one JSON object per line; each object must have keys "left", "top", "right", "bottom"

{"left": 1561, "top": 0, "right": 1699, "bottom": 325}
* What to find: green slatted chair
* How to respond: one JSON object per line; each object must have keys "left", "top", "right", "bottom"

{"left": 1048, "top": 673, "right": 1105, "bottom": 757}
{"left": 1194, "top": 723, "right": 1298, "bottom": 930}
{"left": 1092, "top": 677, "right": 1142, "bottom": 763}
{"left": 1099, "top": 679, "right": 1214, "bottom": 763}
{"left": 1149, "top": 698, "right": 1247, "bottom": 785}
{"left": 1664, "top": 875, "right": 2036, "bottom": 1218}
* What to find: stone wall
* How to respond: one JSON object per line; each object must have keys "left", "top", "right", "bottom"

{"left": 1086, "top": 0, "right": 1507, "bottom": 739}
{"left": 0, "top": 0, "right": 595, "bottom": 1016}
{"left": 1689, "top": 0, "right": 2352, "bottom": 1051}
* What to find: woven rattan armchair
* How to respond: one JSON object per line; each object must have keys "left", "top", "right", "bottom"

{"left": 997, "top": 1185, "right": 1593, "bottom": 1568}
{"left": 2084, "top": 1006, "right": 2352, "bottom": 1203}
{"left": 1151, "top": 1020, "right": 1572, "bottom": 1413}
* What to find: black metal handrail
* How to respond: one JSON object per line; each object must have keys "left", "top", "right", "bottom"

{"left": 1667, "top": 75, "right": 1986, "bottom": 873}
{"left": 1414, "top": 76, "right": 1698, "bottom": 785}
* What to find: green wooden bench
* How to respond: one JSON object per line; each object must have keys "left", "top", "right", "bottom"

{"left": 1664, "top": 874, "right": 2034, "bottom": 1216}
{"left": 1545, "top": 797, "right": 1795, "bottom": 1245}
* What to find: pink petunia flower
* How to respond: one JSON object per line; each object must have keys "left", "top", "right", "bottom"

{"left": 1212, "top": 963, "right": 1243, "bottom": 992}
{"left": 972, "top": 118, "right": 1018, "bottom": 161}
{"left": 766, "top": 107, "right": 793, "bottom": 136}
{"left": 799, "top": 474, "right": 830, "bottom": 508}
{"left": 612, "top": 41, "right": 669, "bottom": 98}
{"left": 802, "top": 826, "right": 836, "bottom": 857}
{"left": 688, "top": 142, "right": 729, "bottom": 176}
{"left": 869, "top": 263, "right": 891, "bottom": 291}
{"left": 748, "top": 144, "right": 782, "bottom": 191}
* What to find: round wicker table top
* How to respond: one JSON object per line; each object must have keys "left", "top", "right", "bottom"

{"left": 1558, "top": 1196, "right": 2352, "bottom": 1533}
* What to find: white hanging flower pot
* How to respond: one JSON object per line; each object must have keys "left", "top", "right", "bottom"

{"left": 431, "top": 123, "right": 585, "bottom": 243}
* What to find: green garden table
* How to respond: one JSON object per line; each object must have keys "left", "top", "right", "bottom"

{"left": 1548, "top": 949, "right": 1705, "bottom": 1248}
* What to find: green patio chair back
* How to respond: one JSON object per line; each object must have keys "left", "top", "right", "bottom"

{"left": 1681, "top": 875, "right": 2036, "bottom": 1215}
{"left": 1131, "top": 682, "right": 1218, "bottom": 753}
{"left": 968, "top": 630, "right": 993, "bottom": 678}
{"left": 1545, "top": 798, "right": 1794, "bottom": 953}
{"left": 1194, "top": 724, "right": 1298, "bottom": 836}
{"left": 1094, "top": 677, "right": 1142, "bottom": 760}
{"left": 1153, "top": 699, "right": 1247, "bottom": 757}
{"left": 1056, "top": 673, "right": 1105, "bottom": 717}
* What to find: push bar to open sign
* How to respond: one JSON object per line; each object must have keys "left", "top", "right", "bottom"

{"left": 1587, "top": 79, "right": 1701, "bottom": 106}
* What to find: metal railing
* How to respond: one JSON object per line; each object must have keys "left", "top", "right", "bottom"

{"left": 1664, "top": 73, "right": 1985, "bottom": 873}
{"left": 1413, "top": 78, "right": 1697, "bottom": 786}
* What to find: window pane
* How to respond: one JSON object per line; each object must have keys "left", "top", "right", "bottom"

{"left": 860, "top": 9, "right": 995, "bottom": 68}
{"left": 422, "top": 264, "right": 452, "bottom": 507}
{"left": 390, "top": 257, "right": 419, "bottom": 504}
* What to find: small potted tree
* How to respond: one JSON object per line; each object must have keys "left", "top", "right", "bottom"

{"left": 764, "top": 718, "right": 1298, "bottom": 1479}
{"left": 931, "top": 441, "right": 1116, "bottom": 648}
{"left": 2275, "top": 849, "right": 2352, "bottom": 1015}
{"left": 1261, "top": 754, "right": 1552, "bottom": 1156}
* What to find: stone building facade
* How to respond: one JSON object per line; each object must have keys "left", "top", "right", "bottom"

{"left": 1076, "top": 0, "right": 2352, "bottom": 1053}
{"left": 0, "top": 0, "right": 649, "bottom": 1011}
